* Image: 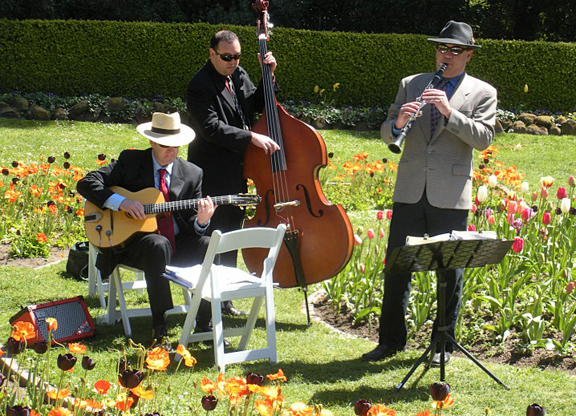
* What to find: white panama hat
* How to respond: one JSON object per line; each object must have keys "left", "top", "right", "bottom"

{"left": 136, "top": 112, "right": 195, "bottom": 146}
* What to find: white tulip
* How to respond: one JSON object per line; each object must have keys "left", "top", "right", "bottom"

{"left": 521, "top": 181, "right": 529, "bottom": 193}
{"left": 477, "top": 186, "right": 488, "bottom": 202}
{"left": 561, "top": 198, "right": 571, "bottom": 214}
{"left": 488, "top": 175, "right": 498, "bottom": 188}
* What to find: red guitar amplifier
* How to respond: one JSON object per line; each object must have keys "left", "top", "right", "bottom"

{"left": 9, "top": 296, "right": 95, "bottom": 345}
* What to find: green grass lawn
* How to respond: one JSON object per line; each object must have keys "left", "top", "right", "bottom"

{"left": 2, "top": 119, "right": 576, "bottom": 415}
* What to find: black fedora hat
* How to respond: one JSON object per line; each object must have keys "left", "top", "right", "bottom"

{"left": 428, "top": 20, "right": 481, "bottom": 49}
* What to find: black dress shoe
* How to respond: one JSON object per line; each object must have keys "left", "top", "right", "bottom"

{"left": 222, "top": 306, "right": 247, "bottom": 317}
{"left": 432, "top": 351, "right": 452, "bottom": 366}
{"left": 152, "top": 324, "right": 168, "bottom": 341}
{"left": 361, "top": 344, "right": 403, "bottom": 361}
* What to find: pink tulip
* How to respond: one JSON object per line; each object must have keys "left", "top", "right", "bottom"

{"left": 379, "top": 229, "right": 385, "bottom": 239}
{"left": 471, "top": 205, "right": 478, "bottom": 213}
{"left": 376, "top": 210, "right": 384, "bottom": 220}
{"left": 569, "top": 175, "right": 575, "bottom": 187}
{"left": 354, "top": 234, "right": 362, "bottom": 245}
{"left": 557, "top": 187, "right": 568, "bottom": 200}
{"left": 507, "top": 213, "right": 514, "bottom": 224}
{"left": 522, "top": 207, "right": 533, "bottom": 222}
{"left": 386, "top": 210, "right": 392, "bottom": 220}
{"left": 512, "top": 237, "right": 524, "bottom": 253}
{"left": 566, "top": 282, "right": 575, "bottom": 294}
{"left": 367, "top": 228, "right": 375, "bottom": 239}
{"left": 531, "top": 191, "right": 538, "bottom": 201}
{"left": 542, "top": 212, "right": 551, "bottom": 225}
{"left": 541, "top": 187, "right": 548, "bottom": 198}
{"left": 468, "top": 224, "right": 476, "bottom": 231}
{"left": 487, "top": 215, "right": 495, "bottom": 224}
{"left": 507, "top": 201, "right": 517, "bottom": 214}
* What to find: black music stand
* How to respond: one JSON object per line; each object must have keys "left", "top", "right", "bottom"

{"left": 385, "top": 236, "right": 514, "bottom": 393}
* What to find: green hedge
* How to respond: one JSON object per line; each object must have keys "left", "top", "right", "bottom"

{"left": 1, "top": 19, "right": 575, "bottom": 112}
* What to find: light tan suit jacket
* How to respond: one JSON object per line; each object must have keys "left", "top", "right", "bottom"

{"left": 381, "top": 72, "right": 497, "bottom": 210}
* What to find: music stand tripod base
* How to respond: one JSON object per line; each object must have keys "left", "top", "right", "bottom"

{"left": 385, "top": 238, "right": 514, "bottom": 393}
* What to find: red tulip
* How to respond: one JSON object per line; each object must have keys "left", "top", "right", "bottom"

{"left": 556, "top": 187, "right": 567, "bottom": 199}
{"left": 386, "top": 210, "right": 392, "bottom": 220}
{"left": 512, "top": 237, "right": 524, "bottom": 253}
{"left": 376, "top": 210, "right": 384, "bottom": 220}
{"left": 569, "top": 175, "right": 575, "bottom": 187}
{"left": 468, "top": 224, "right": 476, "bottom": 231}
{"left": 367, "top": 228, "right": 375, "bottom": 239}
{"left": 566, "top": 282, "right": 575, "bottom": 294}
{"left": 541, "top": 187, "right": 548, "bottom": 198}
{"left": 354, "top": 399, "right": 372, "bottom": 416}
{"left": 542, "top": 212, "right": 551, "bottom": 225}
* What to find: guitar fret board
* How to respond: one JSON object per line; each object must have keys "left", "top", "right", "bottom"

{"left": 144, "top": 196, "right": 234, "bottom": 214}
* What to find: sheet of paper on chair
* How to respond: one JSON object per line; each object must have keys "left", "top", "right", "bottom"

{"left": 164, "top": 265, "right": 202, "bottom": 289}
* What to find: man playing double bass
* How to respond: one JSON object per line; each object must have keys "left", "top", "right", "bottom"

{"left": 186, "top": 30, "right": 279, "bottom": 316}
{"left": 363, "top": 21, "right": 497, "bottom": 366}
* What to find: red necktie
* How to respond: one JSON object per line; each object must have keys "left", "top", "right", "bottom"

{"left": 157, "top": 168, "right": 176, "bottom": 252}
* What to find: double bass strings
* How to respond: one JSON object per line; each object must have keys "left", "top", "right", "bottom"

{"left": 258, "top": 35, "right": 295, "bottom": 229}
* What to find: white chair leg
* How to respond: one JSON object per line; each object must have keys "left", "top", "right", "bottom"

{"left": 238, "top": 296, "right": 263, "bottom": 351}
{"left": 265, "top": 286, "right": 277, "bottom": 363}
{"left": 211, "top": 298, "right": 226, "bottom": 373}
{"left": 179, "top": 292, "right": 202, "bottom": 348}
{"left": 111, "top": 268, "right": 132, "bottom": 337}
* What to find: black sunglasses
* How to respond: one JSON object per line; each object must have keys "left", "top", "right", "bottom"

{"left": 215, "top": 51, "right": 241, "bottom": 62}
{"left": 436, "top": 44, "right": 469, "bottom": 56}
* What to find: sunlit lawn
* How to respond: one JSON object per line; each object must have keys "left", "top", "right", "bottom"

{"left": 1, "top": 118, "right": 576, "bottom": 415}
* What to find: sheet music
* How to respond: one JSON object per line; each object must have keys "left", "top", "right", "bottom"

{"left": 406, "top": 230, "right": 497, "bottom": 246}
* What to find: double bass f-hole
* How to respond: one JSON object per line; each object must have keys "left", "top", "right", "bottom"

{"left": 295, "top": 184, "right": 322, "bottom": 218}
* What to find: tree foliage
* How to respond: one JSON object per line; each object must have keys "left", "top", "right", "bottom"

{"left": 1, "top": 0, "right": 575, "bottom": 41}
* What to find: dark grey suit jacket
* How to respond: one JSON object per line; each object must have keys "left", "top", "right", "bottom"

{"left": 381, "top": 72, "right": 497, "bottom": 210}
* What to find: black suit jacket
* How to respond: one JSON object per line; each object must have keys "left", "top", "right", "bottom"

{"left": 186, "top": 60, "right": 265, "bottom": 195}
{"left": 77, "top": 148, "right": 205, "bottom": 274}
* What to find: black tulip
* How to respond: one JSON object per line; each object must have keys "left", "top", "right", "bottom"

{"left": 556, "top": 207, "right": 562, "bottom": 215}
{"left": 246, "top": 372, "right": 264, "bottom": 386}
{"left": 97, "top": 154, "right": 106, "bottom": 161}
{"left": 354, "top": 399, "right": 372, "bottom": 416}
{"left": 63, "top": 162, "right": 70, "bottom": 169}
{"left": 63, "top": 152, "right": 71, "bottom": 159}
{"left": 430, "top": 382, "right": 450, "bottom": 401}
{"left": 118, "top": 369, "right": 144, "bottom": 389}
{"left": 57, "top": 353, "right": 77, "bottom": 371}
{"left": 6, "top": 405, "right": 32, "bottom": 416}
{"left": 59, "top": 183, "right": 66, "bottom": 189}
{"left": 82, "top": 356, "right": 96, "bottom": 370}
{"left": 32, "top": 340, "right": 49, "bottom": 354}
{"left": 118, "top": 358, "right": 130, "bottom": 373}
{"left": 201, "top": 395, "right": 218, "bottom": 411}
{"left": 47, "top": 156, "right": 56, "bottom": 164}
{"left": 66, "top": 206, "right": 73, "bottom": 214}
{"left": 11, "top": 161, "right": 18, "bottom": 168}
{"left": 570, "top": 207, "right": 576, "bottom": 216}
{"left": 2, "top": 168, "right": 9, "bottom": 175}
{"left": 526, "top": 403, "right": 546, "bottom": 416}
{"left": 484, "top": 158, "right": 489, "bottom": 164}
{"left": 12, "top": 178, "right": 19, "bottom": 185}
{"left": 478, "top": 164, "right": 485, "bottom": 170}
{"left": 382, "top": 158, "right": 388, "bottom": 163}
{"left": 328, "top": 152, "right": 334, "bottom": 158}
{"left": 531, "top": 205, "right": 538, "bottom": 213}
{"left": 144, "top": 413, "right": 163, "bottom": 416}
{"left": 6, "top": 337, "right": 25, "bottom": 355}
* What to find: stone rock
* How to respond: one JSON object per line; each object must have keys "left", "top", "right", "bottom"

{"left": 561, "top": 119, "right": 576, "bottom": 135}
{"left": 68, "top": 100, "right": 90, "bottom": 120}
{"left": 51, "top": 108, "right": 68, "bottom": 120}
{"left": 519, "top": 113, "right": 536, "bottom": 125}
{"left": 312, "top": 116, "right": 326, "bottom": 129}
{"left": 153, "top": 102, "right": 166, "bottom": 112}
{"left": 512, "top": 120, "right": 527, "bottom": 134}
{"left": 0, "top": 101, "right": 20, "bottom": 118}
{"left": 495, "top": 118, "right": 504, "bottom": 133}
{"left": 108, "top": 97, "right": 125, "bottom": 113}
{"left": 535, "top": 115, "right": 553, "bottom": 128}
{"left": 11, "top": 95, "right": 29, "bottom": 112}
{"left": 527, "top": 124, "right": 548, "bottom": 135}
{"left": 354, "top": 120, "right": 370, "bottom": 131}
{"left": 27, "top": 104, "right": 50, "bottom": 121}
{"left": 556, "top": 116, "right": 567, "bottom": 125}
{"left": 76, "top": 110, "right": 101, "bottom": 122}
{"left": 500, "top": 118, "right": 513, "bottom": 130}
{"left": 549, "top": 125, "right": 561, "bottom": 135}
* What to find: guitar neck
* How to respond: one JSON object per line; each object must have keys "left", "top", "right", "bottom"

{"left": 143, "top": 195, "right": 234, "bottom": 215}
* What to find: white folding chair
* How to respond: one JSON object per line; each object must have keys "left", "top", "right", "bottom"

{"left": 88, "top": 243, "right": 191, "bottom": 338}
{"left": 165, "top": 224, "right": 286, "bottom": 372}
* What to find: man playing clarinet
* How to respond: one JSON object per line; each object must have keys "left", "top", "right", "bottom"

{"left": 363, "top": 21, "right": 497, "bottom": 366}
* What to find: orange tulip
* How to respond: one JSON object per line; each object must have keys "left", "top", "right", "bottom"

{"left": 11, "top": 321, "right": 36, "bottom": 341}
{"left": 266, "top": 369, "right": 287, "bottom": 382}
{"left": 255, "top": 398, "right": 275, "bottom": 416}
{"left": 366, "top": 404, "right": 396, "bottom": 416}
{"left": 284, "top": 402, "right": 314, "bottom": 416}
{"left": 47, "top": 388, "right": 71, "bottom": 400}
{"left": 68, "top": 343, "right": 87, "bottom": 354}
{"left": 201, "top": 377, "right": 217, "bottom": 394}
{"left": 47, "top": 407, "right": 74, "bottom": 416}
{"left": 131, "top": 385, "right": 155, "bottom": 400}
{"left": 46, "top": 317, "right": 58, "bottom": 332}
{"left": 146, "top": 346, "right": 170, "bottom": 371}
{"left": 432, "top": 394, "right": 455, "bottom": 410}
{"left": 94, "top": 379, "right": 111, "bottom": 395}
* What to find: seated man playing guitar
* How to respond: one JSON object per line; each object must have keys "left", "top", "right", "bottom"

{"left": 77, "top": 112, "right": 216, "bottom": 345}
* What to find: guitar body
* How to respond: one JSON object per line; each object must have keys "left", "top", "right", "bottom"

{"left": 84, "top": 187, "right": 164, "bottom": 249}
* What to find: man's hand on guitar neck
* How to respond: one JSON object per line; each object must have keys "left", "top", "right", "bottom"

{"left": 197, "top": 196, "right": 216, "bottom": 227}
{"left": 119, "top": 198, "right": 147, "bottom": 220}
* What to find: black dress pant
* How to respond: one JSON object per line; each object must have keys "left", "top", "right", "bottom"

{"left": 106, "top": 232, "right": 210, "bottom": 323}
{"left": 379, "top": 193, "right": 468, "bottom": 352}
{"left": 208, "top": 204, "right": 245, "bottom": 267}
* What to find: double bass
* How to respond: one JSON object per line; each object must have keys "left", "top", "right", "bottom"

{"left": 243, "top": 0, "right": 354, "bottom": 298}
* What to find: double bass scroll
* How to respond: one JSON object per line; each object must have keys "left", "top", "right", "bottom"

{"left": 242, "top": 0, "right": 354, "bottom": 289}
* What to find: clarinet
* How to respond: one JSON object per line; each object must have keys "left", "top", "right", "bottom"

{"left": 388, "top": 63, "right": 448, "bottom": 154}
